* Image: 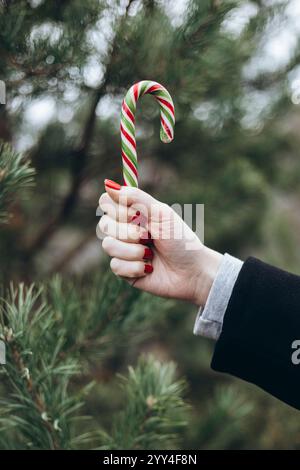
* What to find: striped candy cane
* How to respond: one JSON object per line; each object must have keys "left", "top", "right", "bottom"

{"left": 120, "top": 80, "right": 175, "bottom": 187}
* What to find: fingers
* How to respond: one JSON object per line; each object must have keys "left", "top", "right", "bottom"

{"left": 110, "top": 258, "right": 152, "bottom": 278}
{"left": 98, "top": 214, "right": 147, "bottom": 243}
{"left": 102, "top": 236, "right": 153, "bottom": 261}
{"left": 100, "top": 185, "right": 155, "bottom": 279}
{"left": 99, "top": 192, "right": 136, "bottom": 222}
{"left": 104, "top": 181, "right": 156, "bottom": 210}
{"left": 100, "top": 182, "right": 159, "bottom": 230}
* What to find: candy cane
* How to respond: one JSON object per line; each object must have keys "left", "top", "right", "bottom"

{"left": 120, "top": 80, "right": 175, "bottom": 187}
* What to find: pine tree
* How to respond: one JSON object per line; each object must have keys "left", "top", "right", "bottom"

{"left": 0, "top": 0, "right": 300, "bottom": 450}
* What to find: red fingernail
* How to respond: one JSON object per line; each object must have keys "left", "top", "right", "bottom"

{"left": 140, "top": 231, "right": 152, "bottom": 245}
{"left": 143, "top": 247, "right": 153, "bottom": 260}
{"left": 130, "top": 213, "right": 140, "bottom": 224}
{"left": 104, "top": 179, "right": 121, "bottom": 191}
{"left": 144, "top": 264, "right": 153, "bottom": 274}
{"left": 130, "top": 211, "right": 147, "bottom": 226}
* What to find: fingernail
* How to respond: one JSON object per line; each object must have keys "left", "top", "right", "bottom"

{"left": 104, "top": 179, "right": 121, "bottom": 191}
{"left": 140, "top": 231, "right": 152, "bottom": 245}
{"left": 143, "top": 247, "right": 153, "bottom": 260}
{"left": 130, "top": 211, "right": 147, "bottom": 226}
{"left": 130, "top": 213, "right": 140, "bottom": 224}
{"left": 144, "top": 264, "right": 153, "bottom": 274}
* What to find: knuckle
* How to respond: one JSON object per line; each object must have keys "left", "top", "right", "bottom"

{"left": 98, "top": 215, "right": 109, "bottom": 233}
{"left": 98, "top": 192, "right": 108, "bottom": 208}
{"left": 110, "top": 257, "right": 119, "bottom": 275}
{"left": 129, "top": 224, "right": 140, "bottom": 240}
{"left": 102, "top": 236, "right": 114, "bottom": 254}
{"left": 126, "top": 187, "right": 139, "bottom": 201}
{"left": 130, "top": 187, "right": 139, "bottom": 197}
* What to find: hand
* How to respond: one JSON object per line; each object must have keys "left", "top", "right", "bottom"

{"left": 98, "top": 180, "right": 223, "bottom": 306}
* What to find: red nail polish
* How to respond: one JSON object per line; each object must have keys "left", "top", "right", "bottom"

{"left": 140, "top": 231, "right": 152, "bottom": 245}
{"left": 104, "top": 179, "right": 121, "bottom": 191}
{"left": 130, "top": 214, "right": 140, "bottom": 224}
{"left": 144, "top": 264, "right": 153, "bottom": 274}
{"left": 143, "top": 247, "right": 153, "bottom": 260}
{"left": 130, "top": 211, "right": 147, "bottom": 226}
{"left": 130, "top": 211, "right": 141, "bottom": 220}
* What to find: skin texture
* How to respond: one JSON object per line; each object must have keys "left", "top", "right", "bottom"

{"left": 98, "top": 184, "right": 223, "bottom": 307}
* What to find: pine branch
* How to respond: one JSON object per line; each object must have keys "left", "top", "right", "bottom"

{"left": 55, "top": 272, "right": 173, "bottom": 360}
{"left": 178, "top": 0, "right": 235, "bottom": 50}
{"left": 0, "top": 274, "right": 186, "bottom": 450}
{"left": 195, "top": 385, "right": 253, "bottom": 449}
{"left": 0, "top": 141, "right": 35, "bottom": 224}
{"left": 0, "top": 283, "right": 92, "bottom": 449}
{"left": 100, "top": 355, "right": 188, "bottom": 450}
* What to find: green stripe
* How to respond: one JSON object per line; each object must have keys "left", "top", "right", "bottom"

{"left": 125, "top": 94, "right": 135, "bottom": 114}
{"left": 122, "top": 113, "right": 135, "bottom": 136}
{"left": 154, "top": 89, "right": 171, "bottom": 100}
{"left": 160, "top": 128, "right": 171, "bottom": 142}
{"left": 140, "top": 81, "right": 148, "bottom": 96}
{"left": 122, "top": 141, "right": 137, "bottom": 166}
{"left": 161, "top": 106, "right": 175, "bottom": 125}
{"left": 123, "top": 166, "right": 137, "bottom": 187}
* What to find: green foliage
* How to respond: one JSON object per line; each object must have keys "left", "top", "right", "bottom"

{"left": 0, "top": 277, "right": 187, "bottom": 450}
{"left": 0, "top": 142, "right": 35, "bottom": 223}
{"left": 0, "top": 0, "right": 295, "bottom": 270}
{"left": 0, "top": 282, "right": 95, "bottom": 449}
{"left": 0, "top": 0, "right": 300, "bottom": 451}
{"left": 100, "top": 355, "right": 188, "bottom": 450}
{"left": 190, "top": 385, "right": 253, "bottom": 450}
{"left": 0, "top": 0, "right": 103, "bottom": 95}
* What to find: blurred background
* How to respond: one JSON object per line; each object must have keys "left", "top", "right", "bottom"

{"left": 2, "top": 0, "right": 300, "bottom": 449}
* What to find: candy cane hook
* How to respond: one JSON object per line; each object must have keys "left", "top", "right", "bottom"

{"left": 120, "top": 80, "right": 175, "bottom": 187}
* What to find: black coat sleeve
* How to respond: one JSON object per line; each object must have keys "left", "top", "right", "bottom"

{"left": 211, "top": 257, "right": 300, "bottom": 410}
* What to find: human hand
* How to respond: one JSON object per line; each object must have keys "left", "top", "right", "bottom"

{"left": 98, "top": 180, "right": 222, "bottom": 306}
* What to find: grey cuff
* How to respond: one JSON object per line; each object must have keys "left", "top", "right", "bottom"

{"left": 193, "top": 253, "right": 243, "bottom": 340}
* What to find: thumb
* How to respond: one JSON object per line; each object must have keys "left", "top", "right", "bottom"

{"left": 104, "top": 179, "right": 156, "bottom": 210}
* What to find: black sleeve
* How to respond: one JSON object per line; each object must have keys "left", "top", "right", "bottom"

{"left": 211, "top": 257, "right": 300, "bottom": 410}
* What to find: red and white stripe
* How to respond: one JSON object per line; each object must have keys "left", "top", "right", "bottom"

{"left": 120, "top": 80, "right": 175, "bottom": 186}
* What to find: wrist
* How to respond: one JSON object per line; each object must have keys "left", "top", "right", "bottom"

{"left": 192, "top": 246, "right": 223, "bottom": 307}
